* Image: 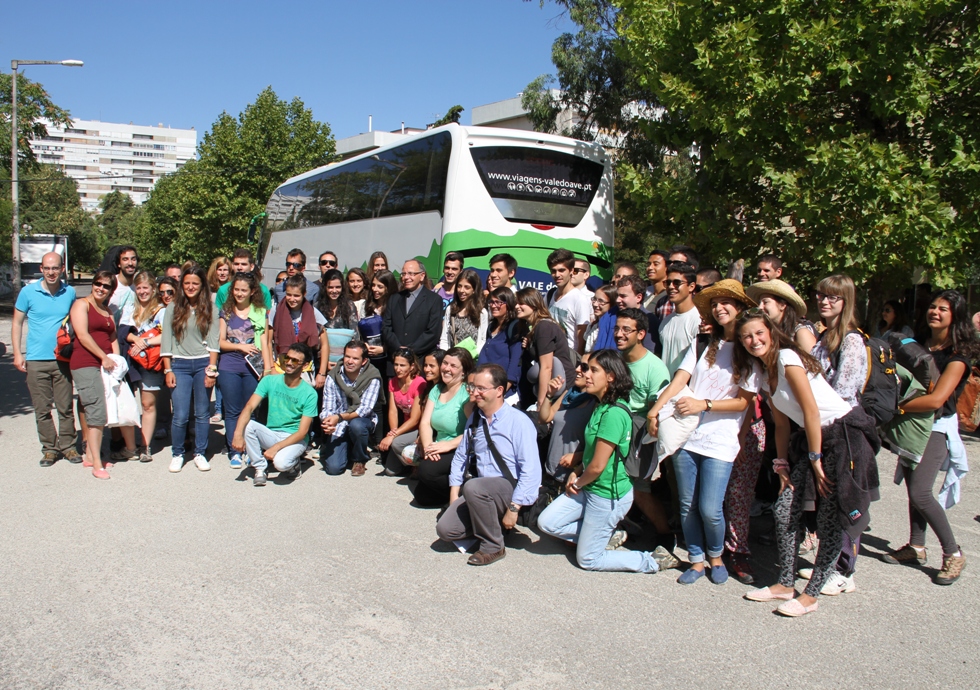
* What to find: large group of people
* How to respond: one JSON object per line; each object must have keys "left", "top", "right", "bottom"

{"left": 12, "top": 242, "right": 978, "bottom": 618}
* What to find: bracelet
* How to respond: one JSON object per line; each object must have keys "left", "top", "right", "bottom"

{"left": 772, "top": 458, "right": 789, "bottom": 472}
{"left": 164, "top": 368, "right": 173, "bottom": 374}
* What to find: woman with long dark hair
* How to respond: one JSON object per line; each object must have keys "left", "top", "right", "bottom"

{"left": 515, "top": 287, "right": 574, "bottom": 412}
{"left": 439, "top": 268, "right": 488, "bottom": 352}
{"left": 745, "top": 279, "right": 816, "bottom": 352}
{"left": 477, "top": 287, "right": 524, "bottom": 401}
{"left": 733, "top": 310, "right": 879, "bottom": 616}
{"left": 882, "top": 289, "right": 979, "bottom": 585}
{"left": 876, "top": 299, "right": 913, "bottom": 339}
{"left": 316, "top": 268, "right": 358, "bottom": 370}
{"left": 538, "top": 349, "right": 680, "bottom": 574}
{"left": 347, "top": 267, "right": 369, "bottom": 319}
{"left": 218, "top": 272, "right": 273, "bottom": 469}
{"left": 381, "top": 348, "right": 426, "bottom": 477}
{"left": 367, "top": 251, "right": 388, "bottom": 282}
{"left": 360, "top": 268, "right": 400, "bottom": 378}
{"left": 161, "top": 265, "right": 220, "bottom": 473}
{"left": 583, "top": 283, "right": 619, "bottom": 353}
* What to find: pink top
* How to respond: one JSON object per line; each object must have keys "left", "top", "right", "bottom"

{"left": 388, "top": 376, "right": 426, "bottom": 420}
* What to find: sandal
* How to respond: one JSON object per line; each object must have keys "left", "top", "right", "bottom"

{"left": 92, "top": 468, "right": 110, "bottom": 480}
{"left": 776, "top": 598, "right": 819, "bottom": 617}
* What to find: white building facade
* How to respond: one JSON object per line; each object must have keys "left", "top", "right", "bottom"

{"left": 31, "top": 119, "right": 197, "bottom": 212}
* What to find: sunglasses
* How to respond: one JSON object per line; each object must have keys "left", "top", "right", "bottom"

{"left": 93, "top": 282, "right": 113, "bottom": 290}
{"left": 572, "top": 267, "right": 589, "bottom": 274}
{"left": 280, "top": 354, "right": 305, "bottom": 366}
{"left": 159, "top": 289, "right": 175, "bottom": 296}
{"left": 275, "top": 278, "right": 286, "bottom": 284}
{"left": 319, "top": 259, "right": 337, "bottom": 267}
{"left": 664, "top": 279, "right": 691, "bottom": 289}
{"left": 694, "top": 282, "right": 716, "bottom": 294}
{"left": 286, "top": 261, "right": 305, "bottom": 270}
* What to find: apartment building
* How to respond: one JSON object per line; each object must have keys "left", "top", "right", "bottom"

{"left": 31, "top": 119, "right": 197, "bottom": 212}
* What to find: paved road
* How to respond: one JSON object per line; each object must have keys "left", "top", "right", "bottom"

{"left": 1, "top": 314, "right": 979, "bottom": 688}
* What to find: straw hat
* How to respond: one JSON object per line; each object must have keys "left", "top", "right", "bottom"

{"left": 745, "top": 279, "right": 807, "bottom": 315}
{"left": 692, "top": 279, "right": 757, "bottom": 322}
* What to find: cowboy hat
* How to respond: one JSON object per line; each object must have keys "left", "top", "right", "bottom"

{"left": 745, "top": 279, "right": 807, "bottom": 315}
{"left": 693, "top": 279, "right": 757, "bottom": 322}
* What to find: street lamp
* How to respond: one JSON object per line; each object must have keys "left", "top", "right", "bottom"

{"left": 10, "top": 58, "right": 83, "bottom": 297}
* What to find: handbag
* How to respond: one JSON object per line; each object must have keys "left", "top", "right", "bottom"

{"left": 957, "top": 366, "right": 980, "bottom": 433}
{"left": 54, "top": 315, "right": 74, "bottom": 362}
{"left": 130, "top": 326, "right": 163, "bottom": 371}
{"left": 465, "top": 413, "right": 550, "bottom": 529}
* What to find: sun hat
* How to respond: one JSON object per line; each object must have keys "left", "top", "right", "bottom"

{"left": 692, "top": 279, "right": 757, "bottom": 322}
{"left": 745, "top": 279, "right": 807, "bottom": 316}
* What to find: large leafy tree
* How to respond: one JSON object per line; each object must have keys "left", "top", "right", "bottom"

{"left": 134, "top": 87, "right": 336, "bottom": 270}
{"left": 96, "top": 190, "right": 142, "bottom": 255}
{"left": 526, "top": 0, "right": 980, "bottom": 292}
{"left": 0, "top": 73, "right": 73, "bottom": 171}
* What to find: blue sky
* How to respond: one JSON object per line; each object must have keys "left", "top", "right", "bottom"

{"left": 5, "top": 1, "right": 570, "bottom": 148}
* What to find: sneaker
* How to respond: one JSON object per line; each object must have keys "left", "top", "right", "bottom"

{"left": 882, "top": 544, "right": 927, "bottom": 566}
{"left": 726, "top": 552, "right": 755, "bottom": 585}
{"left": 253, "top": 471, "right": 267, "bottom": 487}
{"left": 351, "top": 462, "right": 367, "bottom": 477}
{"left": 798, "top": 530, "right": 818, "bottom": 556}
{"left": 209, "top": 413, "right": 222, "bottom": 424}
{"left": 40, "top": 451, "right": 59, "bottom": 468}
{"left": 228, "top": 453, "right": 244, "bottom": 470}
{"left": 193, "top": 454, "right": 211, "bottom": 471}
{"left": 935, "top": 553, "right": 966, "bottom": 585}
{"left": 138, "top": 447, "right": 153, "bottom": 463}
{"left": 281, "top": 464, "right": 301, "bottom": 480}
{"left": 63, "top": 449, "right": 83, "bottom": 464}
{"left": 798, "top": 567, "right": 814, "bottom": 580}
{"left": 110, "top": 447, "right": 138, "bottom": 462}
{"left": 169, "top": 455, "right": 184, "bottom": 473}
{"left": 820, "top": 571, "right": 856, "bottom": 596}
{"left": 606, "top": 530, "right": 628, "bottom": 550}
{"left": 652, "top": 545, "right": 680, "bottom": 571}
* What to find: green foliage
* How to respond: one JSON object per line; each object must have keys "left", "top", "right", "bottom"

{"left": 528, "top": 0, "right": 980, "bottom": 293}
{"left": 96, "top": 190, "right": 142, "bottom": 254}
{"left": 431, "top": 105, "right": 464, "bottom": 127}
{"left": 0, "top": 73, "right": 73, "bottom": 171}
{"left": 134, "top": 87, "right": 336, "bottom": 271}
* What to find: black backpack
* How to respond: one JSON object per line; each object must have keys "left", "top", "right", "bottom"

{"left": 612, "top": 402, "right": 652, "bottom": 479}
{"left": 830, "top": 329, "right": 900, "bottom": 426}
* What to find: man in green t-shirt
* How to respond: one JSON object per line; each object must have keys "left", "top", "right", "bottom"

{"left": 232, "top": 342, "right": 319, "bottom": 486}
{"left": 615, "top": 307, "right": 674, "bottom": 543}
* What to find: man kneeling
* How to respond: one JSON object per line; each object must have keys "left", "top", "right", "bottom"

{"left": 320, "top": 341, "right": 383, "bottom": 476}
{"left": 436, "top": 364, "right": 541, "bottom": 565}
{"left": 232, "top": 343, "right": 318, "bottom": 486}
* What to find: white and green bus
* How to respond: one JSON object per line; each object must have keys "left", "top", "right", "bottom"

{"left": 256, "top": 124, "right": 613, "bottom": 290}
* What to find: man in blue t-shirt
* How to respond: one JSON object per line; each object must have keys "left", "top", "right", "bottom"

{"left": 232, "top": 342, "right": 319, "bottom": 486}
{"left": 13, "top": 252, "right": 79, "bottom": 466}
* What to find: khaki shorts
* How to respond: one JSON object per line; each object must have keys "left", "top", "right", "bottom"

{"left": 73, "top": 367, "right": 107, "bottom": 427}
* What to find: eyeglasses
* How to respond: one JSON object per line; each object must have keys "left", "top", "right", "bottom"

{"left": 402, "top": 271, "right": 423, "bottom": 277}
{"left": 488, "top": 299, "right": 505, "bottom": 308}
{"left": 159, "top": 289, "right": 175, "bottom": 296}
{"left": 93, "top": 282, "right": 113, "bottom": 290}
{"left": 40, "top": 266, "right": 62, "bottom": 272}
{"left": 613, "top": 326, "right": 637, "bottom": 335}
{"left": 319, "top": 259, "right": 337, "bottom": 267}
{"left": 572, "top": 267, "right": 589, "bottom": 274}
{"left": 815, "top": 292, "right": 843, "bottom": 304}
{"left": 280, "top": 355, "right": 304, "bottom": 366}
{"left": 465, "top": 383, "right": 497, "bottom": 394}
{"left": 694, "top": 282, "right": 716, "bottom": 294}
{"left": 737, "top": 307, "right": 767, "bottom": 320}
{"left": 591, "top": 297, "right": 609, "bottom": 305}
{"left": 664, "top": 279, "right": 690, "bottom": 289}
{"left": 286, "top": 262, "right": 305, "bottom": 270}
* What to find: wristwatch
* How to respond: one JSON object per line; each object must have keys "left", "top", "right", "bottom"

{"left": 704, "top": 399, "right": 713, "bottom": 411}
{"left": 508, "top": 502, "right": 520, "bottom": 514}
{"left": 808, "top": 451, "right": 823, "bottom": 462}
{"left": 164, "top": 368, "right": 173, "bottom": 374}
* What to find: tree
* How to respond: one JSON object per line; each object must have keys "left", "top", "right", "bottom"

{"left": 0, "top": 73, "right": 73, "bottom": 171}
{"left": 96, "top": 190, "right": 141, "bottom": 254}
{"left": 430, "top": 105, "right": 464, "bottom": 128}
{"left": 134, "top": 87, "right": 336, "bottom": 270}
{"left": 526, "top": 0, "right": 980, "bottom": 292}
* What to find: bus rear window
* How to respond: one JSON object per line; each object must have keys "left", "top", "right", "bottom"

{"left": 470, "top": 146, "right": 604, "bottom": 227}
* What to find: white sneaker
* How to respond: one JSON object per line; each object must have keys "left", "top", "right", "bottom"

{"left": 820, "top": 571, "right": 856, "bottom": 596}
{"left": 169, "top": 455, "right": 184, "bottom": 473}
{"left": 193, "top": 454, "right": 211, "bottom": 471}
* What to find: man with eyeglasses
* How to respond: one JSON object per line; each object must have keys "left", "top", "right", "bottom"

{"left": 319, "top": 341, "right": 383, "bottom": 477}
{"left": 383, "top": 259, "right": 444, "bottom": 359}
{"left": 436, "top": 364, "right": 541, "bottom": 566}
{"left": 615, "top": 275, "right": 658, "bottom": 353}
{"left": 232, "top": 342, "right": 319, "bottom": 487}
{"left": 615, "top": 307, "right": 672, "bottom": 545}
{"left": 13, "top": 252, "right": 80, "bottom": 466}
{"left": 215, "top": 248, "right": 273, "bottom": 309}
{"left": 273, "top": 248, "right": 320, "bottom": 306}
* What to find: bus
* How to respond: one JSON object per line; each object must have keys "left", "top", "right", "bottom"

{"left": 256, "top": 124, "right": 613, "bottom": 292}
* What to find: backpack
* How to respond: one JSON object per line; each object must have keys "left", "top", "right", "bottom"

{"left": 830, "top": 329, "right": 900, "bottom": 426}
{"left": 613, "top": 401, "right": 652, "bottom": 479}
{"left": 54, "top": 315, "right": 74, "bottom": 362}
{"left": 884, "top": 333, "right": 941, "bottom": 394}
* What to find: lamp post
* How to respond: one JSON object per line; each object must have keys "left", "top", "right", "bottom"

{"left": 10, "top": 58, "right": 83, "bottom": 297}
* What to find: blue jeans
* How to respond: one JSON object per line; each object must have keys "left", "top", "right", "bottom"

{"left": 537, "top": 489, "right": 659, "bottom": 573}
{"left": 217, "top": 370, "right": 257, "bottom": 453}
{"left": 171, "top": 358, "right": 211, "bottom": 457}
{"left": 320, "top": 417, "right": 375, "bottom": 475}
{"left": 673, "top": 449, "right": 734, "bottom": 563}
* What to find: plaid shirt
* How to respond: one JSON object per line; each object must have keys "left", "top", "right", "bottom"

{"left": 320, "top": 367, "right": 380, "bottom": 438}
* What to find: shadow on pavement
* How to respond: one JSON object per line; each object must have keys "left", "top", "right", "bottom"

{"left": 0, "top": 350, "right": 34, "bottom": 419}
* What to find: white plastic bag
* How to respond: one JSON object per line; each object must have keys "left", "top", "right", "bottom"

{"left": 103, "top": 354, "right": 141, "bottom": 427}
{"left": 654, "top": 385, "right": 700, "bottom": 459}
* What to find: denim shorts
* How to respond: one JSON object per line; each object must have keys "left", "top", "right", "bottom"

{"left": 139, "top": 367, "right": 165, "bottom": 392}
{"left": 73, "top": 366, "right": 107, "bottom": 427}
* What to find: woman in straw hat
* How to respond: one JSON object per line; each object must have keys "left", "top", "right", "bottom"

{"left": 745, "top": 279, "right": 817, "bottom": 353}
{"left": 645, "top": 279, "right": 760, "bottom": 585}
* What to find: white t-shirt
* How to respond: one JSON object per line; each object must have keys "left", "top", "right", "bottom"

{"left": 109, "top": 282, "right": 135, "bottom": 326}
{"left": 548, "top": 287, "right": 592, "bottom": 351}
{"left": 678, "top": 340, "right": 759, "bottom": 462}
{"left": 762, "top": 349, "right": 851, "bottom": 427}
{"left": 658, "top": 307, "right": 701, "bottom": 376}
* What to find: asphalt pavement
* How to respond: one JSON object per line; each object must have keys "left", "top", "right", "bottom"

{"left": 1, "top": 314, "right": 979, "bottom": 689}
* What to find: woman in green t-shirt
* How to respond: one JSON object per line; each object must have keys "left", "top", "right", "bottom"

{"left": 537, "top": 349, "right": 680, "bottom": 574}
